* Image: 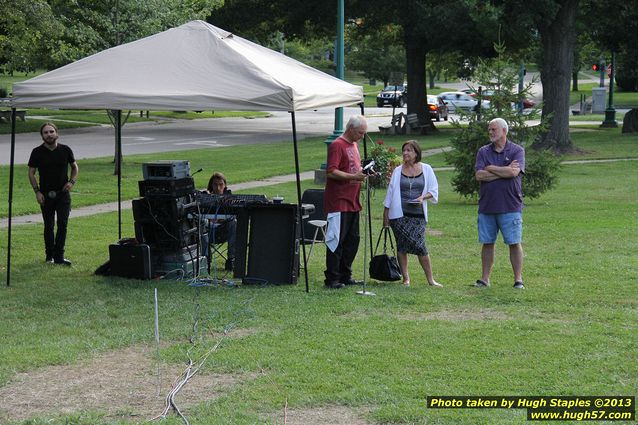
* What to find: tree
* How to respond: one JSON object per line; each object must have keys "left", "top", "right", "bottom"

{"left": 426, "top": 51, "right": 462, "bottom": 89}
{"left": 0, "top": 0, "right": 62, "bottom": 74}
{"left": 345, "top": 24, "right": 405, "bottom": 86}
{"left": 446, "top": 42, "right": 560, "bottom": 200}
{"left": 496, "top": 0, "right": 580, "bottom": 153}
{"left": 210, "top": 1, "right": 496, "bottom": 130}
{"left": 583, "top": 0, "right": 638, "bottom": 92}
{"left": 48, "top": 0, "right": 222, "bottom": 68}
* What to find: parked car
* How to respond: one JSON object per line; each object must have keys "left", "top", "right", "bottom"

{"left": 376, "top": 85, "right": 407, "bottom": 108}
{"left": 462, "top": 88, "right": 535, "bottom": 108}
{"left": 427, "top": 95, "right": 448, "bottom": 121}
{"left": 439, "top": 91, "right": 489, "bottom": 113}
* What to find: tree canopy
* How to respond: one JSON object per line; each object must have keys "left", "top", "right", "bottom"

{"left": 0, "top": 0, "right": 221, "bottom": 73}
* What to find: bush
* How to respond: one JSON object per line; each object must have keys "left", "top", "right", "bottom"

{"left": 445, "top": 42, "right": 561, "bottom": 200}
{"left": 0, "top": 86, "right": 7, "bottom": 98}
{"left": 367, "top": 140, "right": 402, "bottom": 188}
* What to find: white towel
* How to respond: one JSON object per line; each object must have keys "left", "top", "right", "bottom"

{"left": 325, "top": 212, "right": 341, "bottom": 253}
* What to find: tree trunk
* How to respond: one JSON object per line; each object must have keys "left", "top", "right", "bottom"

{"left": 405, "top": 37, "right": 429, "bottom": 128}
{"left": 572, "top": 70, "right": 579, "bottom": 91}
{"left": 535, "top": 0, "right": 579, "bottom": 152}
{"left": 428, "top": 69, "right": 436, "bottom": 89}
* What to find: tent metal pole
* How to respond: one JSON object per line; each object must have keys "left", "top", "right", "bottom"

{"left": 116, "top": 110, "right": 122, "bottom": 239}
{"left": 6, "top": 108, "right": 17, "bottom": 287}
{"left": 290, "top": 112, "right": 309, "bottom": 292}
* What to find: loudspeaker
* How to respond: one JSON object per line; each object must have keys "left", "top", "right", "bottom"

{"left": 109, "top": 244, "right": 152, "bottom": 280}
{"left": 246, "top": 204, "right": 299, "bottom": 284}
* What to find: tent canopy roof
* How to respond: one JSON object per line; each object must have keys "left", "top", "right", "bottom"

{"left": 12, "top": 20, "right": 363, "bottom": 112}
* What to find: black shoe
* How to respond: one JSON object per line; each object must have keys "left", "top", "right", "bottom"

{"left": 473, "top": 279, "right": 490, "bottom": 288}
{"left": 53, "top": 258, "right": 72, "bottom": 266}
{"left": 340, "top": 278, "right": 361, "bottom": 286}
{"left": 324, "top": 281, "right": 345, "bottom": 289}
{"left": 513, "top": 281, "right": 525, "bottom": 289}
{"left": 45, "top": 256, "right": 54, "bottom": 263}
{"left": 224, "top": 258, "right": 234, "bottom": 271}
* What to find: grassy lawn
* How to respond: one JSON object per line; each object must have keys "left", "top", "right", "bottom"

{"left": 0, "top": 129, "right": 636, "bottom": 424}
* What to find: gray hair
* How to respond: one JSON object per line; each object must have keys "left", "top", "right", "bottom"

{"left": 489, "top": 118, "right": 509, "bottom": 134}
{"left": 346, "top": 115, "right": 367, "bottom": 130}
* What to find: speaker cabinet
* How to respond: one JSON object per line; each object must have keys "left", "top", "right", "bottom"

{"left": 246, "top": 204, "right": 299, "bottom": 284}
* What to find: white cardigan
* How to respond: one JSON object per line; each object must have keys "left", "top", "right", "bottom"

{"left": 383, "top": 162, "right": 439, "bottom": 221}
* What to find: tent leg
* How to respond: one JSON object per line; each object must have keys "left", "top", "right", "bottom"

{"left": 290, "top": 112, "right": 309, "bottom": 292}
{"left": 6, "top": 108, "right": 17, "bottom": 287}
{"left": 116, "top": 110, "right": 122, "bottom": 239}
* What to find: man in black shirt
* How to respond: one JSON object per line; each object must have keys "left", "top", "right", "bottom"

{"left": 28, "top": 123, "right": 79, "bottom": 265}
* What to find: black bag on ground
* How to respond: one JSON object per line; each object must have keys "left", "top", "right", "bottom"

{"left": 369, "top": 227, "right": 402, "bottom": 282}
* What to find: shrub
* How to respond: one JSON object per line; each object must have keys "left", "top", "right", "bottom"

{"left": 368, "top": 140, "right": 401, "bottom": 188}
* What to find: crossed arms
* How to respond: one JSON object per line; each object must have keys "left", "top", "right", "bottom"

{"left": 475, "top": 160, "right": 521, "bottom": 182}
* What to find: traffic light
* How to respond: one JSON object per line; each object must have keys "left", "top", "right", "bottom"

{"left": 592, "top": 63, "right": 599, "bottom": 71}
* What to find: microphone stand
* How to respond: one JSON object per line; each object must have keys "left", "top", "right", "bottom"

{"left": 357, "top": 173, "right": 375, "bottom": 296}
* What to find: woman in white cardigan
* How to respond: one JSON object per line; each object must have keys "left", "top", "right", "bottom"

{"left": 383, "top": 140, "right": 442, "bottom": 287}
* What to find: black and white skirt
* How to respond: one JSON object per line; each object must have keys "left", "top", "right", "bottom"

{"left": 389, "top": 216, "right": 428, "bottom": 256}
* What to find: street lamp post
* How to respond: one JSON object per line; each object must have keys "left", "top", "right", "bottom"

{"left": 601, "top": 51, "right": 618, "bottom": 128}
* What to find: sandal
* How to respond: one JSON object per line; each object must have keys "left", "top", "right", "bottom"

{"left": 473, "top": 279, "right": 490, "bottom": 288}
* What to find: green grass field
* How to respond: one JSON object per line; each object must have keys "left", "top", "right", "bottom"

{"left": 0, "top": 128, "right": 636, "bottom": 424}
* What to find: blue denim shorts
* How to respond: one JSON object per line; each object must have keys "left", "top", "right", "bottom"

{"left": 478, "top": 212, "right": 523, "bottom": 245}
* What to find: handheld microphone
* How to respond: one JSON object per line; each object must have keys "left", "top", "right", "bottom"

{"left": 362, "top": 159, "right": 375, "bottom": 175}
{"left": 191, "top": 168, "right": 203, "bottom": 176}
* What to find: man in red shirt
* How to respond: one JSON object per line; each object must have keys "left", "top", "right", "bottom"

{"left": 323, "top": 115, "right": 368, "bottom": 289}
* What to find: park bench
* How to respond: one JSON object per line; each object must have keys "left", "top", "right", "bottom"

{"left": 0, "top": 110, "right": 27, "bottom": 123}
{"left": 378, "top": 112, "right": 405, "bottom": 135}
{"left": 405, "top": 113, "right": 427, "bottom": 134}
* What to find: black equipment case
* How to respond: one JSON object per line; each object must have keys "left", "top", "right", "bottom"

{"left": 109, "top": 243, "right": 152, "bottom": 280}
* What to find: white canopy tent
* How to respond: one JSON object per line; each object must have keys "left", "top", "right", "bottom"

{"left": 6, "top": 20, "right": 364, "bottom": 289}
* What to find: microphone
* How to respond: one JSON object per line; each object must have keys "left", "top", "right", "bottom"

{"left": 191, "top": 168, "right": 203, "bottom": 176}
{"left": 362, "top": 159, "right": 375, "bottom": 175}
{"left": 363, "top": 160, "right": 375, "bottom": 171}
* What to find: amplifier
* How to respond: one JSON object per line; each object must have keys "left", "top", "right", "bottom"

{"left": 155, "top": 256, "right": 207, "bottom": 278}
{"left": 143, "top": 160, "right": 190, "bottom": 180}
{"left": 138, "top": 177, "right": 195, "bottom": 198}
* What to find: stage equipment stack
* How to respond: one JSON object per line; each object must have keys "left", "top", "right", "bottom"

{"left": 131, "top": 161, "right": 207, "bottom": 277}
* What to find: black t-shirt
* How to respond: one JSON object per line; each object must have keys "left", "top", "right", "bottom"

{"left": 28, "top": 143, "right": 76, "bottom": 192}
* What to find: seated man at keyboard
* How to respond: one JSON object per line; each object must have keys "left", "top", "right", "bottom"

{"left": 205, "top": 172, "right": 236, "bottom": 271}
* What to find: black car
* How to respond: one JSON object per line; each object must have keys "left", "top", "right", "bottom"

{"left": 376, "top": 85, "right": 406, "bottom": 108}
